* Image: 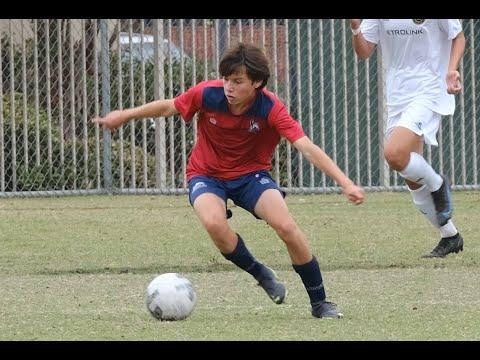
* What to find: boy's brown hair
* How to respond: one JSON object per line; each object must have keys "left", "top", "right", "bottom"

{"left": 219, "top": 43, "right": 270, "bottom": 89}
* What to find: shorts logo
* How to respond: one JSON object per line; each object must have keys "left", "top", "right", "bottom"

{"left": 209, "top": 118, "right": 217, "bottom": 125}
{"left": 412, "top": 19, "right": 425, "bottom": 25}
{"left": 259, "top": 177, "right": 270, "bottom": 185}
{"left": 248, "top": 119, "right": 260, "bottom": 133}
{"left": 415, "top": 121, "right": 422, "bottom": 130}
{"left": 192, "top": 181, "right": 207, "bottom": 193}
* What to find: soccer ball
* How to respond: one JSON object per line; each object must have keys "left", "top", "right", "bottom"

{"left": 146, "top": 273, "right": 196, "bottom": 321}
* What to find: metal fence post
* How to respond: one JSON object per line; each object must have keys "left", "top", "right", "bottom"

{"left": 153, "top": 19, "right": 166, "bottom": 189}
{"left": 219, "top": 19, "right": 227, "bottom": 57}
{"left": 100, "top": 19, "right": 112, "bottom": 191}
{"left": 377, "top": 49, "right": 389, "bottom": 187}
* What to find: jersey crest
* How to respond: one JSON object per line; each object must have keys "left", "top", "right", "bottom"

{"left": 248, "top": 119, "right": 260, "bottom": 133}
{"left": 412, "top": 19, "right": 426, "bottom": 25}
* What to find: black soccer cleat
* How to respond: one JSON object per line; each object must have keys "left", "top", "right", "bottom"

{"left": 422, "top": 233, "right": 464, "bottom": 258}
{"left": 256, "top": 266, "right": 287, "bottom": 304}
{"left": 431, "top": 175, "right": 453, "bottom": 227}
{"left": 311, "top": 301, "right": 344, "bottom": 319}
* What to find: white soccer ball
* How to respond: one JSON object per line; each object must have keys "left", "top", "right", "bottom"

{"left": 146, "top": 273, "right": 196, "bottom": 321}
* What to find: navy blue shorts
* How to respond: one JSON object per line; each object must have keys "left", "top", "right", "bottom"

{"left": 188, "top": 170, "right": 285, "bottom": 219}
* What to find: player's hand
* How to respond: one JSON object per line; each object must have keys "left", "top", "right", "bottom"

{"left": 91, "top": 110, "right": 129, "bottom": 131}
{"left": 446, "top": 70, "right": 462, "bottom": 94}
{"left": 342, "top": 183, "right": 365, "bottom": 205}
{"left": 350, "top": 19, "right": 361, "bottom": 31}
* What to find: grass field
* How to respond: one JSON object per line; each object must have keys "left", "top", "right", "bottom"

{"left": 1, "top": 191, "right": 479, "bottom": 340}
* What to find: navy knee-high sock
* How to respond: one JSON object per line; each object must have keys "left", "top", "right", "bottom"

{"left": 292, "top": 256, "right": 326, "bottom": 306}
{"left": 221, "top": 233, "right": 263, "bottom": 279}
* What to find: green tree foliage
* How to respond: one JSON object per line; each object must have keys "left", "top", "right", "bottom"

{"left": 1, "top": 26, "right": 215, "bottom": 191}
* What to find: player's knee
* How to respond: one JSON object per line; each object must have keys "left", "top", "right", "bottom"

{"left": 202, "top": 215, "right": 229, "bottom": 238}
{"left": 273, "top": 220, "right": 299, "bottom": 241}
{"left": 384, "top": 146, "right": 408, "bottom": 171}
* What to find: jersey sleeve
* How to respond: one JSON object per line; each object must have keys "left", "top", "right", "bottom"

{"left": 360, "top": 19, "right": 380, "bottom": 44}
{"left": 268, "top": 102, "right": 305, "bottom": 143}
{"left": 173, "top": 83, "right": 204, "bottom": 122}
{"left": 438, "top": 19, "right": 463, "bottom": 40}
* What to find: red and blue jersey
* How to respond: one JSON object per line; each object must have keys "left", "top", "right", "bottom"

{"left": 174, "top": 79, "right": 305, "bottom": 180}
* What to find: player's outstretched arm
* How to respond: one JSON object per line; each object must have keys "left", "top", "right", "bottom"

{"left": 293, "top": 136, "right": 365, "bottom": 205}
{"left": 91, "top": 99, "right": 179, "bottom": 131}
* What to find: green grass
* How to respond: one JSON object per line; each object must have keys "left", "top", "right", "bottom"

{"left": 1, "top": 192, "right": 479, "bottom": 340}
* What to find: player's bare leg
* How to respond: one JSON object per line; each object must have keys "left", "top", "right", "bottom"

{"left": 255, "top": 189, "right": 343, "bottom": 318}
{"left": 384, "top": 127, "right": 425, "bottom": 174}
{"left": 254, "top": 189, "right": 311, "bottom": 264}
{"left": 384, "top": 127, "right": 463, "bottom": 257}
{"left": 193, "top": 193, "right": 237, "bottom": 253}
{"left": 192, "top": 192, "right": 286, "bottom": 304}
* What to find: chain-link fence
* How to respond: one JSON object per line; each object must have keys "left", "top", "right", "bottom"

{"left": 0, "top": 19, "right": 479, "bottom": 197}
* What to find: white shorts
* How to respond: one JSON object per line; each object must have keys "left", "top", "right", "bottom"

{"left": 385, "top": 103, "right": 441, "bottom": 146}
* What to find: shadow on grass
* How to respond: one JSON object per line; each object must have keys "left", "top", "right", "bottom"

{"left": 37, "top": 263, "right": 238, "bottom": 275}
{"left": 34, "top": 260, "right": 471, "bottom": 276}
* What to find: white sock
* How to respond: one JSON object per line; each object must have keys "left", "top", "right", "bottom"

{"left": 439, "top": 220, "right": 458, "bottom": 238}
{"left": 409, "top": 184, "right": 440, "bottom": 228}
{"left": 409, "top": 184, "right": 458, "bottom": 237}
{"left": 400, "top": 152, "right": 443, "bottom": 192}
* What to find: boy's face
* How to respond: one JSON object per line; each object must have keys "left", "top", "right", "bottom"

{"left": 223, "top": 67, "right": 262, "bottom": 106}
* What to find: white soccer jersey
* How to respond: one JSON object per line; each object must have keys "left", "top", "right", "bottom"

{"left": 360, "top": 19, "right": 463, "bottom": 117}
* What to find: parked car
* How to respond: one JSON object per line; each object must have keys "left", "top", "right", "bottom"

{"left": 118, "top": 32, "right": 188, "bottom": 64}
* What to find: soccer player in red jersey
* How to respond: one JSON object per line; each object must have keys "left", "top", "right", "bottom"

{"left": 93, "top": 43, "right": 365, "bottom": 318}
